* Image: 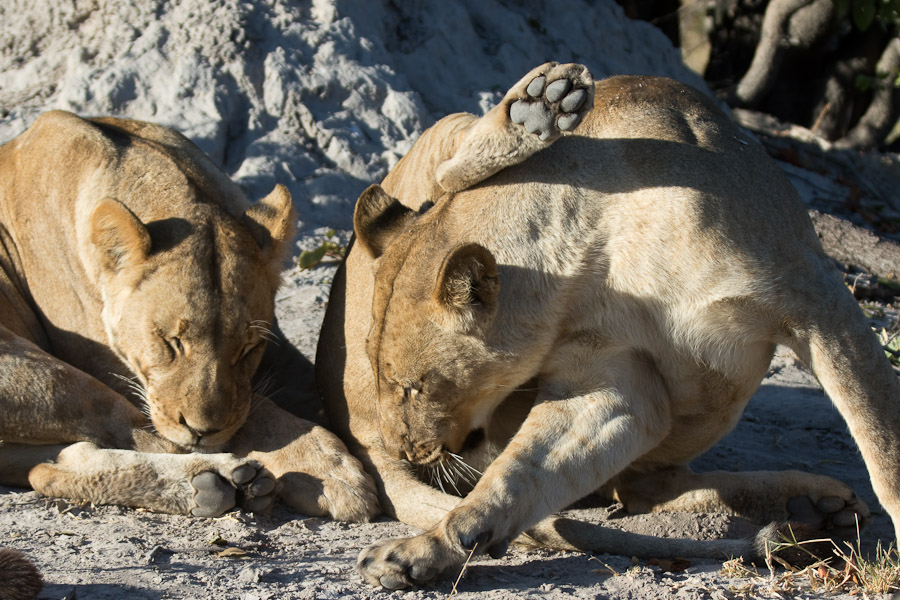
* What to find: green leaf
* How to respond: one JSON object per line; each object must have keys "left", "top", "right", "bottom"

{"left": 853, "top": 0, "right": 877, "bottom": 30}
{"left": 877, "top": 277, "right": 900, "bottom": 293}
{"left": 855, "top": 73, "right": 874, "bottom": 92}
{"left": 877, "top": 0, "right": 900, "bottom": 26}
{"left": 298, "top": 246, "right": 328, "bottom": 270}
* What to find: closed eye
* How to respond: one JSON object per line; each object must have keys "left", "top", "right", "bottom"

{"left": 158, "top": 332, "right": 183, "bottom": 361}
{"left": 237, "top": 340, "right": 261, "bottom": 363}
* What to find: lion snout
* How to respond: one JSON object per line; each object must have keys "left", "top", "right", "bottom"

{"left": 149, "top": 390, "right": 248, "bottom": 449}
{"left": 395, "top": 438, "right": 444, "bottom": 466}
{"left": 175, "top": 404, "right": 245, "bottom": 449}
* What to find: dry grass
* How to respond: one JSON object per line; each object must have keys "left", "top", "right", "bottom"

{"left": 721, "top": 524, "right": 900, "bottom": 597}
{"left": 449, "top": 543, "right": 479, "bottom": 597}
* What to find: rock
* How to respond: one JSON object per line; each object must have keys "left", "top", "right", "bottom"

{"left": 0, "top": 0, "right": 704, "bottom": 233}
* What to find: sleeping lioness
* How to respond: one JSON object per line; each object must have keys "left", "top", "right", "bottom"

{"left": 0, "top": 111, "right": 377, "bottom": 522}
{"left": 316, "top": 62, "right": 900, "bottom": 588}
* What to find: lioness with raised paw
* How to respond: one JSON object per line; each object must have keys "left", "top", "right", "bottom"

{"left": 0, "top": 111, "right": 378, "bottom": 522}
{"left": 316, "top": 62, "right": 900, "bottom": 589}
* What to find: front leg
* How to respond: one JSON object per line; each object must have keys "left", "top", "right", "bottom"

{"left": 227, "top": 398, "right": 380, "bottom": 521}
{"left": 26, "top": 442, "right": 274, "bottom": 517}
{"left": 358, "top": 347, "right": 672, "bottom": 589}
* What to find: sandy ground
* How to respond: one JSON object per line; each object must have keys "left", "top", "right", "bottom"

{"left": 2, "top": 260, "right": 897, "bottom": 600}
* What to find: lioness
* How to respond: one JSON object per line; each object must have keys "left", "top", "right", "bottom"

{"left": 0, "top": 111, "right": 378, "bottom": 522}
{"left": 316, "top": 62, "right": 900, "bottom": 589}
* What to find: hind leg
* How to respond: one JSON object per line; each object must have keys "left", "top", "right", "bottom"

{"left": 611, "top": 466, "right": 869, "bottom": 538}
{"left": 435, "top": 62, "right": 594, "bottom": 192}
{"left": 782, "top": 267, "right": 900, "bottom": 542}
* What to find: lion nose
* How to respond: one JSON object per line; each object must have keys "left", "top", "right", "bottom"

{"left": 401, "top": 439, "right": 441, "bottom": 465}
{"left": 178, "top": 414, "right": 223, "bottom": 441}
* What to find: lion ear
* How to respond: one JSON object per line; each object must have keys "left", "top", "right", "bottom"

{"left": 241, "top": 184, "right": 296, "bottom": 263}
{"left": 90, "top": 197, "right": 151, "bottom": 275}
{"left": 434, "top": 243, "right": 499, "bottom": 327}
{"left": 353, "top": 184, "right": 417, "bottom": 259}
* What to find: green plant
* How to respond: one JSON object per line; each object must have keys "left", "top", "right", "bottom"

{"left": 297, "top": 230, "right": 346, "bottom": 270}
{"left": 877, "top": 326, "right": 900, "bottom": 368}
{"left": 835, "top": 0, "right": 900, "bottom": 31}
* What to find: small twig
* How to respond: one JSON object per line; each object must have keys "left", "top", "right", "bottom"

{"left": 588, "top": 555, "right": 621, "bottom": 576}
{"left": 449, "top": 542, "right": 478, "bottom": 597}
{"left": 810, "top": 100, "right": 832, "bottom": 135}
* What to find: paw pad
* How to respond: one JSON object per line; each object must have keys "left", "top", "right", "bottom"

{"left": 510, "top": 64, "right": 593, "bottom": 141}
{"left": 191, "top": 471, "right": 236, "bottom": 517}
{"left": 190, "top": 460, "right": 277, "bottom": 517}
{"left": 786, "top": 494, "right": 869, "bottom": 538}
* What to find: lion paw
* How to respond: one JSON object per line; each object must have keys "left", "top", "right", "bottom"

{"left": 276, "top": 453, "right": 380, "bottom": 522}
{"left": 509, "top": 62, "right": 593, "bottom": 141}
{"left": 786, "top": 492, "right": 870, "bottom": 538}
{"left": 319, "top": 456, "right": 380, "bottom": 522}
{"left": 190, "top": 459, "right": 275, "bottom": 517}
{"left": 357, "top": 534, "right": 458, "bottom": 590}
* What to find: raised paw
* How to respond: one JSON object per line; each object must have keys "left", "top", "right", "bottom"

{"left": 786, "top": 492, "right": 870, "bottom": 538}
{"left": 191, "top": 459, "right": 276, "bottom": 517}
{"left": 357, "top": 534, "right": 461, "bottom": 590}
{"left": 508, "top": 62, "right": 594, "bottom": 141}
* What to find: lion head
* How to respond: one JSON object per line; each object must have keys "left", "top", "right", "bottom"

{"left": 352, "top": 184, "right": 519, "bottom": 468}
{"left": 84, "top": 122, "right": 295, "bottom": 451}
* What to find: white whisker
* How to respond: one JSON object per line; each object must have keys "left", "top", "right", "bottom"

{"left": 250, "top": 320, "right": 280, "bottom": 346}
{"left": 441, "top": 461, "right": 463, "bottom": 495}
{"left": 111, "top": 373, "right": 154, "bottom": 426}
{"left": 433, "top": 467, "right": 446, "bottom": 493}
{"left": 450, "top": 460, "right": 477, "bottom": 486}
{"left": 448, "top": 452, "right": 482, "bottom": 479}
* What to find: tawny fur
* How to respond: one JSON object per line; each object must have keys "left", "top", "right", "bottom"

{"left": 316, "top": 63, "right": 899, "bottom": 589}
{"left": 0, "top": 111, "right": 377, "bottom": 522}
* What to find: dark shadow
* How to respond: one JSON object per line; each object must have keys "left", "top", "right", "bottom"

{"left": 314, "top": 242, "right": 353, "bottom": 437}
{"left": 37, "top": 322, "right": 137, "bottom": 400}
{"left": 254, "top": 316, "right": 322, "bottom": 424}
{"left": 145, "top": 218, "right": 192, "bottom": 254}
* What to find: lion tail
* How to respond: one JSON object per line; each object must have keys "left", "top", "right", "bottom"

{"left": 522, "top": 517, "right": 831, "bottom": 565}
{"left": 0, "top": 548, "right": 43, "bottom": 600}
